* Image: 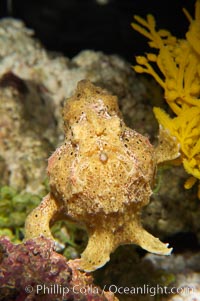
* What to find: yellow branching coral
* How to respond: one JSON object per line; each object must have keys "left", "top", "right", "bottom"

{"left": 132, "top": 1, "right": 200, "bottom": 198}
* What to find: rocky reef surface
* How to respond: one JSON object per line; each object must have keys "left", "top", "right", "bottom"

{"left": 0, "top": 18, "right": 200, "bottom": 301}
{"left": 0, "top": 236, "right": 117, "bottom": 301}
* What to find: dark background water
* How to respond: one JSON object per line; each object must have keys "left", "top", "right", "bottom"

{"left": 0, "top": 0, "right": 195, "bottom": 62}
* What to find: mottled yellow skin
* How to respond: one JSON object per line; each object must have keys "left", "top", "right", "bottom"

{"left": 25, "top": 80, "right": 180, "bottom": 272}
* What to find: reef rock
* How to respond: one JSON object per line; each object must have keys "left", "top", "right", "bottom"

{"left": 0, "top": 236, "right": 118, "bottom": 301}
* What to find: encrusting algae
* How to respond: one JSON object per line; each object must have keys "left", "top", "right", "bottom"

{"left": 25, "top": 80, "right": 180, "bottom": 272}
{"left": 132, "top": 0, "right": 200, "bottom": 198}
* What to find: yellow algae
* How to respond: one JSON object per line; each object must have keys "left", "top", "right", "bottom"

{"left": 132, "top": 1, "right": 200, "bottom": 196}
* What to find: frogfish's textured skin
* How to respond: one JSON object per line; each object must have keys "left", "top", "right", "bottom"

{"left": 25, "top": 80, "right": 180, "bottom": 272}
